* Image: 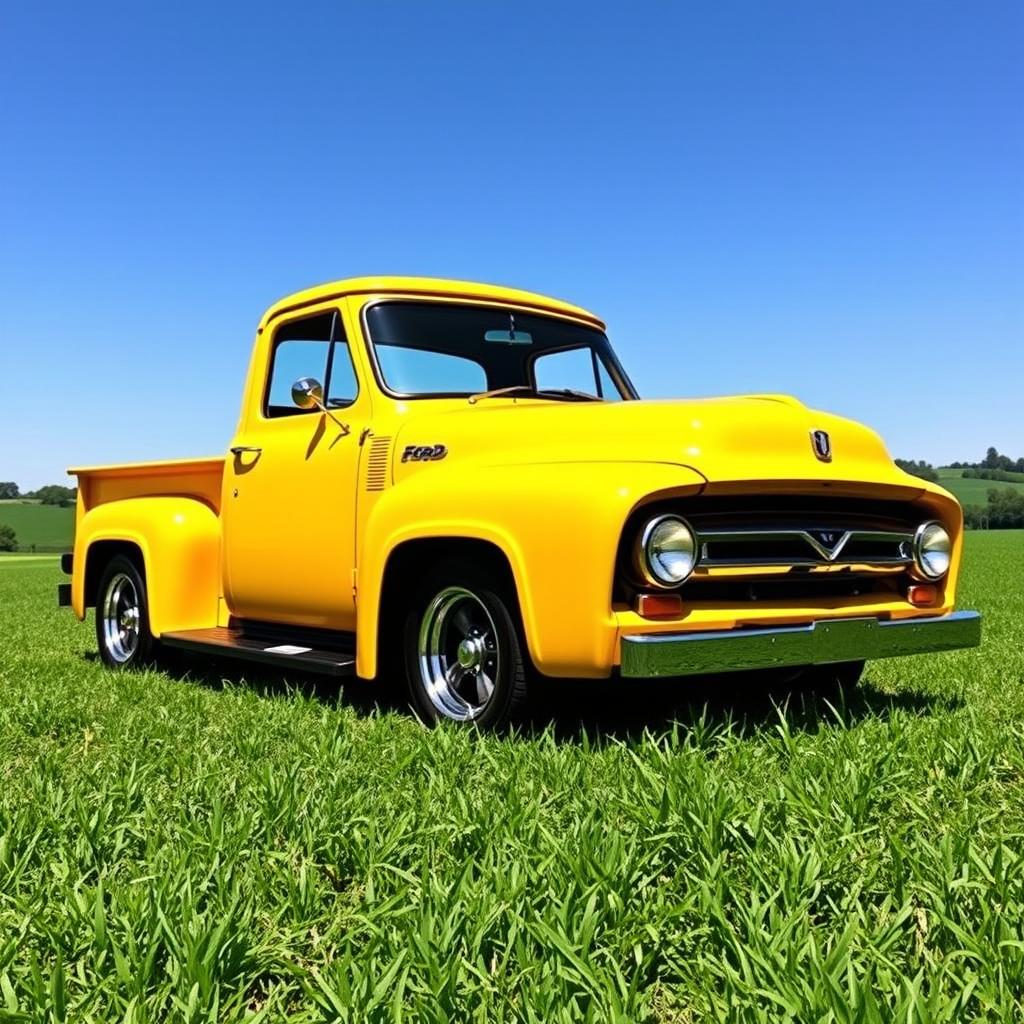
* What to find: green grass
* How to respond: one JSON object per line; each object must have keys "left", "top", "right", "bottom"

{"left": 936, "top": 468, "right": 1024, "bottom": 507}
{"left": 0, "top": 501, "right": 74, "bottom": 550}
{"left": 1, "top": 534, "right": 1023, "bottom": 1021}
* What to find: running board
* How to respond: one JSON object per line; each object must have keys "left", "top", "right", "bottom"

{"left": 161, "top": 626, "right": 356, "bottom": 677}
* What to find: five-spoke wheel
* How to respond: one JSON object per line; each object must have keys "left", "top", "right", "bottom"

{"left": 96, "top": 555, "right": 155, "bottom": 669}
{"left": 404, "top": 567, "right": 528, "bottom": 727}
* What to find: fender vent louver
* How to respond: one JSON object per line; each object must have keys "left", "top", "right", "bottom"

{"left": 365, "top": 436, "right": 392, "bottom": 491}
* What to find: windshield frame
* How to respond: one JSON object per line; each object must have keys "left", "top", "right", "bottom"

{"left": 358, "top": 297, "right": 640, "bottom": 402}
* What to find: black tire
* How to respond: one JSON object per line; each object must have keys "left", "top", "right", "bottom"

{"left": 95, "top": 554, "right": 157, "bottom": 669}
{"left": 402, "top": 563, "right": 529, "bottom": 728}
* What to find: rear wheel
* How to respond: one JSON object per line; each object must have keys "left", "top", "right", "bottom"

{"left": 403, "top": 566, "right": 528, "bottom": 727}
{"left": 95, "top": 554, "right": 156, "bottom": 669}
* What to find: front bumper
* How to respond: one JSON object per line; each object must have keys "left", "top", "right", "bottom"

{"left": 619, "top": 611, "right": 982, "bottom": 678}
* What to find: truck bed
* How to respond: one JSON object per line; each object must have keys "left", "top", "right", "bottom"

{"left": 69, "top": 456, "right": 226, "bottom": 517}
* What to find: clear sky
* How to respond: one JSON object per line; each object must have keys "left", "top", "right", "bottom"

{"left": 1, "top": 1, "right": 1021, "bottom": 490}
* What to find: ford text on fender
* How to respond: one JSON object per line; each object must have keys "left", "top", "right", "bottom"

{"left": 59, "top": 277, "right": 982, "bottom": 726}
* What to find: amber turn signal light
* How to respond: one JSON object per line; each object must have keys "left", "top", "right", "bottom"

{"left": 908, "top": 583, "right": 939, "bottom": 607}
{"left": 635, "top": 593, "right": 683, "bottom": 618}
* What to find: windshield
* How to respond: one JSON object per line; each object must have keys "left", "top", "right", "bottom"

{"left": 364, "top": 301, "right": 637, "bottom": 400}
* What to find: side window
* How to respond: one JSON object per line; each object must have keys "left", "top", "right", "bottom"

{"left": 265, "top": 310, "right": 358, "bottom": 417}
{"left": 532, "top": 346, "right": 600, "bottom": 397}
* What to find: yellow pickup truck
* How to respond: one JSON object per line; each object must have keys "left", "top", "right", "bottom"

{"left": 59, "top": 276, "right": 981, "bottom": 726}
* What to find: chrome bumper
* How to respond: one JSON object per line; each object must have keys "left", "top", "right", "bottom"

{"left": 619, "top": 611, "right": 982, "bottom": 679}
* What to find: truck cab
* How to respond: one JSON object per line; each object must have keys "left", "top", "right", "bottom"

{"left": 62, "top": 276, "right": 981, "bottom": 727}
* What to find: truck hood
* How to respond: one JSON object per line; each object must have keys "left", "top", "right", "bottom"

{"left": 392, "top": 394, "right": 920, "bottom": 492}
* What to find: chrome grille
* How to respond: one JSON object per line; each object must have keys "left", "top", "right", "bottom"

{"left": 615, "top": 495, "right": 924, "bottom": 606}
{"left": 696, "top": 527, "right": 913, "bottom": 570}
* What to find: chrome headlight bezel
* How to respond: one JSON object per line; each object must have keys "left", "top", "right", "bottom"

{"left": 635, "top": 514, "right": 699, "bottom": 589}
{"left": 911, "top": 520, "right": 952, "bottom": 580}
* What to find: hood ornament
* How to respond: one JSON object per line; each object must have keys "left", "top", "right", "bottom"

{"left": 810, "top": 429, "right": 832, "bottom": 462}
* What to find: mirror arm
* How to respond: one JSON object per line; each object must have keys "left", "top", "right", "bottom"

{"left": 313, "top": 398, "right": 350, "bottom": 435}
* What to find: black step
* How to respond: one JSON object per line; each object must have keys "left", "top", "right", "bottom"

{"left": 161, "top": 626, "right": 355, "bottom": 677}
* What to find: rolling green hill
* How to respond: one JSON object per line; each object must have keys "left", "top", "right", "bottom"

{"left": 936, "top": 468, "right": 1024, "bottom": 507}
{"left": 0, "top": 501, "right": 74, "bottom": 550}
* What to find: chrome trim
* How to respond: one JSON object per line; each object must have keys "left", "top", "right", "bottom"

{"left": 101, "top": 572, "right": 141, "bottom": 665}
{"left": 810, "top": 428, "right": 832, "bottom": 462}
{"left": 620, "top": 611, "right": 982, "bottom": 678}
{"left": 911, "top": 520, "right": 951, "bottom": 581}
{"left": 694, "top": 527, "right": 915, "bottom": 570}
{"left": 417, "top": 586, "right": 501, "bottom": 721}
{"left": 291, "top": 376, "right": 324, "bottom": 410}
{"left": 636, "top": 514, "right": 698, "bottom": 589}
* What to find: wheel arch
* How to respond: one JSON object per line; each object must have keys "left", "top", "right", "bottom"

{"left": 359, "top": 532, "right": 533, "bottom": 681}
{"left": 73, "top": 496, "right": 221, "bottom": 635}
{"left": 84, "top": 539, "right": 148, "bottom": 608}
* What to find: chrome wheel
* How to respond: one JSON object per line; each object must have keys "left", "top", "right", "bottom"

{"left": 101, "top": 572, "right": 141, "bottom": 664}
{"left": 417, "top": 586, "right": 500, "bottom": 721}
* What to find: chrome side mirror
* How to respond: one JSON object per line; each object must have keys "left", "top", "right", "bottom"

{"left": 291, "top": 376, "right": 324, "bottom": 410}
{"left": 289, "top": 375, "right": 352, "bottom": 436}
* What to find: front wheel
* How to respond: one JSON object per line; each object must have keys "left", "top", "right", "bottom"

{"left": 95, "top": 554, "right": 157, "bottom": 669}
{"left": 403, "top": 567, "right": 529, "bottom": 727}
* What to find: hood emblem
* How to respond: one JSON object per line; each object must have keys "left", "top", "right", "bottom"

{"left": 805, "top": 529, "right": 850, "bottom": 560}
{"left": 810, "top": 429, "right": 832, "bottom": 462}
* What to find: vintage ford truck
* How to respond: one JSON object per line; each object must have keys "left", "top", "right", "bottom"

{"left": 60, "top": 276, "right": 981, "bottom": 726}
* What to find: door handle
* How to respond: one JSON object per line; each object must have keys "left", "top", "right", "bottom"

{"left": 230, "top": 446, "right": 262, "bottom": 455}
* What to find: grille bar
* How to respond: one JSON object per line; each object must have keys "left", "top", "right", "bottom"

{"left": 696, "top": 527, "right": 914, "bottom": 570}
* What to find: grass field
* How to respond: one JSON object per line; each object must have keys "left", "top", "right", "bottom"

{"left": 0, "top": 501, "right": 75, "bottom": 550}
{"left": 936, "top": 468, "right": 1024, "bottom": 508}
{"left": 1, "top": 535, "right": 1022, "bottom": 1021}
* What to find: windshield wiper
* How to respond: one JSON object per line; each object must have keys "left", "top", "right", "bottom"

{"left": 468, "top": 385, "right": 601, "bottom": 405}
{"left": 467, "top": 385, "right": 539, "bottom": 404}
{"left": 536, "top": 388, "right": 602, "bottom": 402}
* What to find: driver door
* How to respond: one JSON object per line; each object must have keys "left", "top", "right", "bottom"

{"left": 221, "top": 305, "right": 369, "bottom": 630}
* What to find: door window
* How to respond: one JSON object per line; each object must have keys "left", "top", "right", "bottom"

{"left": 265, "top": 311, "right": 358, "bottom": 416}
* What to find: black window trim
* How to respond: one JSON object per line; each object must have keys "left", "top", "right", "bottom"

{"left": 358, "top": 297, "right": 639, "bottom": 402}
{"left": 262, "top": 306, "right": 360, "bottom": 420}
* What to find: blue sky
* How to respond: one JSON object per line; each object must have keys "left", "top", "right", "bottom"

{"left": 0, "top": 1, "right": 1020, "bottom": 490}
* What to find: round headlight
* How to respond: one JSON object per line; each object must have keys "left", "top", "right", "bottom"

{"left": 638, "top": 515, "right": 698, "bottom": 587}
{"left": 912, "top": 521, "right": 951, "bottom": 580}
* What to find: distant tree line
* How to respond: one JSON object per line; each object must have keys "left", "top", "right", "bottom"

{"left": 0, "top": 481, "right": 79, "bottom": 551}
{"left": 0, "top": 482, "right": 77, "bottom": 506}
{"left": 948, "top": 447, "right": 1024, "bottom": 475}
{"left": 896, "top": 448, "right": 1024, "bottom": 531}
{"left": 950, "top": 447, "right": 1024, "bottom": 530}
{"left": 894, "top": 459, "right": 939, "bottom": 482}
{"left": 960, "top": 468, "right": 1024, "bottom": 483}
{"left": 963, "top": 489, "right": 1024, "bottom": 530}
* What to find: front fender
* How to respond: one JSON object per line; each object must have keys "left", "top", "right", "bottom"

{"left": 356, "top": 461, "right": 705, "bottom": 679}
{"left": 74, "top": 496, "right": 221, "bottom": 635}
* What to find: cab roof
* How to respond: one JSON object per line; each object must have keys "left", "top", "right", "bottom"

{"left": 260, "top": 276, "right": 605, "bottom": 331}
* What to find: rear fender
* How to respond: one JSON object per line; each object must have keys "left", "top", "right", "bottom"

{"left": 74, "top": 496, "right": 220, "bottom": 635}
